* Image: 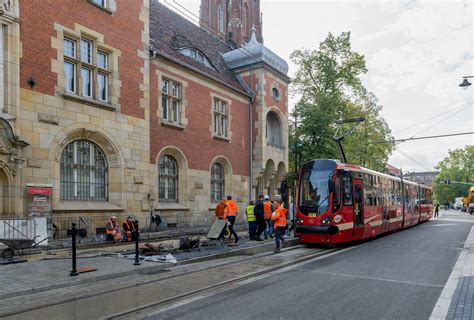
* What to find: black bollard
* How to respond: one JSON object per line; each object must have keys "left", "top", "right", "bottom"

{"left": 134, "top": 220, "right": 140, "bottom": 266}
{"left": 70, "top": 222, "right": 79, "bottom": 276}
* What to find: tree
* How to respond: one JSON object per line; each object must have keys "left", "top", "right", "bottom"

{"left": 289, "top": 32, "right": 393, "bottom": 172}
{"left": 432, "top": 145, "right": 474, "bottom": 205}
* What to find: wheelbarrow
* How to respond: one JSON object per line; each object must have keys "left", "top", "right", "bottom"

{"left": 0, "top": 238, "right": 37, "bottom": 259}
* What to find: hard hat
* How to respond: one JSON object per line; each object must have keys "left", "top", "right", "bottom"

{"left": 111, "top": 215, "right": 117, "bottom": 219}
{"left": 264, "top": 195, "right": 270, "bottom": 200}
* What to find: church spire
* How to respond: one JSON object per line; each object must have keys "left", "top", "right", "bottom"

{"left": 199, "top": 0, "right": 263, "bottom": 47}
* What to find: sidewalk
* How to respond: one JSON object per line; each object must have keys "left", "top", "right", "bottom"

{"left": 430, "top": 211, "right": 474, "bottom": 319}
{"left": 0, "top": 235, "right": 298, "bottom": 300}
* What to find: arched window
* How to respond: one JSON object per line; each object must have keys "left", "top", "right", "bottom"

{"left": 210, "top": 162, "right": 224, "bottom": 202}
{"left": 158, "top": 155, "right": 178, "bottom": 202}
{"left": 60, "top": 140, "right": 108, "bottom": 201}
{"left": 266, "top": 112, "right": 282, "bottom": 147}
{"left": 217, "top": 2, "right": 224, "bottom": 33}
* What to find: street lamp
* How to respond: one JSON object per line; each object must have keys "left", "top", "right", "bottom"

{"left": 459, "top": 76, "right": 473, "bottom": 90}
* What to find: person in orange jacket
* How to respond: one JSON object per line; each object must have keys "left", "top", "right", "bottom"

{"left": 271, "top": 200, "right": 288, "bottom": 253}
{"left": 122, "top": 216, "right": 136, "bottom": 242}
{"left": 224, "top": 195, "right": 239, "bottom": 244}
{"left": 263, "top": 195, "right": 274, "bottom": 239}
{"left": 106, "top": 216, "right": 122, "bottom": 242}
{"left": 215, "top": 198, "right": 226, "bottom": 220}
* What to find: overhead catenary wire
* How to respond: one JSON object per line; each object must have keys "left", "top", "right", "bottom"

{"left": 410, "top": 102, "right": 474, "bottom": 137}
{"left": 396, "top": 147, "right": 434, "bottom": 172}
{"left": 394, "top": 100, "right": 474, "bottom": 134}
{"left": 373, "top": 131, "right": 474, "bottom": 144}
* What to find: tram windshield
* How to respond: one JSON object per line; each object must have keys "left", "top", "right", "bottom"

{"left": 299, "top": 169, "right": 331, "bottom": 215}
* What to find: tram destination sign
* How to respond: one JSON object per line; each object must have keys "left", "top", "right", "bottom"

{"left": 26, "top": 184, "right": 52, "bottom": 217}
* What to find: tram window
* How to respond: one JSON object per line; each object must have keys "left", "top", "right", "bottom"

{"left": 419, "top": 189, "right": 426, "bottom": 204}
{"left": 426, "top": 189, "right": 432, "bottom": 204}
{"left": 334, "top": 176, "right": 341, "bottom": 205}
{"left": 342, "top": 175, "right": 353, "bottom": 206}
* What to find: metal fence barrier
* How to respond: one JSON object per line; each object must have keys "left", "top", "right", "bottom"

{"left": 49, "top": 212, "right": 247, "bottom": 240}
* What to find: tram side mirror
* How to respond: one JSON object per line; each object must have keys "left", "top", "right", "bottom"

{"left": 328, "top": 180, "right": 335, "bottom": 193}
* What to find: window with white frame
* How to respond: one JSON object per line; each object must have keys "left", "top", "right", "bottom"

{"left": 63, "top": 36, "right": 110, "bottom": 102}
{"left": 178, "top": 48, "right": 214, "bottom": 69}
{"left": 60, "top": 140, "right": 108, "bottom": 201}
{"left": 158, "top": 155, "right": 178, "bottom": 202}
{"left": 213, "top": 98, "right": 228, "bottom": 138}
{"left": 161, "top": 79, "right": 181, "bottom": 124}
{"left": 91, "top": 0, "right": 106, "bottom": 8}
{"left": 210, "top": 162, "right": 224, "bottom": 202}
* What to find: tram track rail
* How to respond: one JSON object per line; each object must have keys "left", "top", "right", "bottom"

{"left": 107, "top": 247, "right": 342, "bottom": 320}
{"left": 1, "top": 245, "right": 347, "bottom": 320}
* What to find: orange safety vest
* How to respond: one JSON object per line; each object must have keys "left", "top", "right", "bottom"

{"left": 122, "top": 220, "right": 135, "bottom": 240}
{"left": 224, "top": 200, "right": 239, "bottom": 219}
{"left": 272, "top": 207, "right": 288, "bottom": 228}
{"left": 106, "top": 220, "right": 118, "bottom": 235}
{"left": 263, "top": 201, "right": 272, "bottom": 219}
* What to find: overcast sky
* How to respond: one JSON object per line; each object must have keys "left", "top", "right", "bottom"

{"left": 166, "top": 0, "right": 473, "bottom": 173}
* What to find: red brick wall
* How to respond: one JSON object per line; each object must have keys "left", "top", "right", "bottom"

{"left": 263, "top": 73, "right": 288, "bottom": 115}
{"left": 150, "top": 63, "right": 250, "bottom": 176}
{"left": 20, "top": 0, "right": 145, "bottom": 119}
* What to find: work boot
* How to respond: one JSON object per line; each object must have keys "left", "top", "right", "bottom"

{"left": 274, "top": 247, "right": 281, "bottom": 254}
{"left": 255, "top": 237, "right": 263, "bottom": 241}
{"left": 234, "top": 237, "right": 239, "bottom": 244}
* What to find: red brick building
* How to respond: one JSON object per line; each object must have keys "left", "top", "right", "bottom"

{"left": 0, "top": 0, "right": 288, "bottom": 232}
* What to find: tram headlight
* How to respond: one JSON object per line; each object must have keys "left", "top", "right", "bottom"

{"left": 321, "top": 217, "right": 332, "bottom": 225}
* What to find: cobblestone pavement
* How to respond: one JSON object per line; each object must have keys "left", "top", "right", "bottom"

{"left": 446, "top": 276, "right": 474, "bottom": 320}
{"left": 431, "top": 210, "right": 474, "bottom": 319}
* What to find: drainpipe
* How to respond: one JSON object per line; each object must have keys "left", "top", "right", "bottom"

{"left": 248, "top": 66, "right": 254, "bottom": 201}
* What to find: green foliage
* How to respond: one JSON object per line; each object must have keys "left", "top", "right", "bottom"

{"left": 289, "top": 32, "right": 393, "bottom": 172}
{"left": 432, "top": 145, "right": 474, "bottom": 204}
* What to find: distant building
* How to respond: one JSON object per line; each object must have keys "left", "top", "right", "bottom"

{"left": 404, "top": 172, "right": 439, "bottom": 186}
{"left": 386, "top": 164, "right": 402, "bottom": 177}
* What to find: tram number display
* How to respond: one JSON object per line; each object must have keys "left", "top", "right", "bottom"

{"left": 308, "top": 212, "right": 317, "bottom": 217}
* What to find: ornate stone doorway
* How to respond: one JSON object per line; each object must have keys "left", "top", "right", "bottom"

{"left": 0, "top": 167, "right": 10, "bottom": 215}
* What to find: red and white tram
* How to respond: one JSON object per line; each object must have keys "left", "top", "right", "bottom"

{"left": 295, "top": 159, "right": 433, "bottom": 244}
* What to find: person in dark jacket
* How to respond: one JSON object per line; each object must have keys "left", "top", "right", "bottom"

{"left": 254, "top": 195, "right": 266, "bottom": 241}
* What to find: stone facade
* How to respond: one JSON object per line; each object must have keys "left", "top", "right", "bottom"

{"left": 13, "top": 0, "right": 152, "bottom": 223}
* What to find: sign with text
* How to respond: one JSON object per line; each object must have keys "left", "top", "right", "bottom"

{"left": 27, "top": 186, "right": 52, "bottom": 217}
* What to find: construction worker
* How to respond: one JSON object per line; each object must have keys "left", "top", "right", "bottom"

{"left": 215, "top": 198, "right": 226, "bottom": 220}
{"left": 122, "top": 216, "right": 136, "bottom": 241}
{"left": 224, "top": 195, "right": 239, "bottom": 244}
{"left": 263, "top": 195, "right": 274, "bottom": 239}
{"left": 272, "top": 200, "right": 288, "bottom": 253}
{"left": 106, "top": 216, "right": 122, "bottom": 242}
{"left": 246, "top": 200, "right": 257, "bottom": 240}
{"left": 254, "top": 195, "right": 266, "bottom": 241}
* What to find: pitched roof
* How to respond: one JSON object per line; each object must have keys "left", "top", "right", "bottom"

{"left": 149, "top": 1, "right": 248, "bottom": 95}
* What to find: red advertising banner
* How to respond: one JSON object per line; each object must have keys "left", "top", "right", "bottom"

{"left": 27, "top": 186, "right": 52, "bottom": 217}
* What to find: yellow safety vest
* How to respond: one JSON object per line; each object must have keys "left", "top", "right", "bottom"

{"left": 246, "top": 205, "right": 256, "bottom": 222}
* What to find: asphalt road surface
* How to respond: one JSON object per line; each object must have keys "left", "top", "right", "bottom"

{"left": 148, "top": 218, "right": 471, "bottom": 320}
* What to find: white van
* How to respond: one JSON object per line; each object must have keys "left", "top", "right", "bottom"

{"left": 454, "top": 197, "right": 463, "bottom": 210}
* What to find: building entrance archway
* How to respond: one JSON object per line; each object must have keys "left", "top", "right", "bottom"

{"left": 0, "top": 167, "right": 11, "bottom": 215}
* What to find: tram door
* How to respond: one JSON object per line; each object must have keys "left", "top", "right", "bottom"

{"left": 353, "top": 179, "right": 364, "bottom": 237}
